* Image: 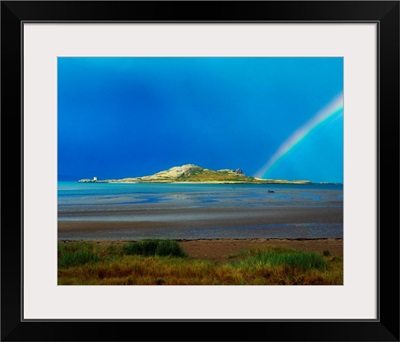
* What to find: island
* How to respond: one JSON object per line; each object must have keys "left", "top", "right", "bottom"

{"left": 78, "top": 164, "right": 311, "bottom": 184}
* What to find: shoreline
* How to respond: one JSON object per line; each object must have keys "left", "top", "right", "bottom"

{"left": 77, "top": 179, "right": 314, "bottom": 185}
{"left": 58, "top": 206, "right": 343, "bottom": 240}
{"left": 59, "top": 206, "right": 343, "bottom": 230}
{"left": 58, "top": 207, "right": 343, "bottom": 240}
{"left": 106, "top": 180, "right": 312, "bottom": 184}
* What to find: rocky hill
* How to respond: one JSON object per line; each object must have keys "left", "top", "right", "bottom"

{"left": 81, "top": 164, "right": 311, "bottom": 184}
{"left": 137, "top": 164, "right": 253, "bottom": 183}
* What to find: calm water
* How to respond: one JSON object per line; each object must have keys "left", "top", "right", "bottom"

{"left": 58, "top": 182, "right": 343, "bottom": 240}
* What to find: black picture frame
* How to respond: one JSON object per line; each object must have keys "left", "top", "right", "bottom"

{"left": 1, "top": 1, "right": 399, "bottom": 341}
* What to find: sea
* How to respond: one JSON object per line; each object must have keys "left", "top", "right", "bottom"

{"left": 58, "top": 181, "right": 343, "bottom": 240}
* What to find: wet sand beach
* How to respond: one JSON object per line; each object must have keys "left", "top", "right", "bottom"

{"left": 58, "top": 182, "right": 343, "bottom": 240}
{"left": 58, "top": 206, "right": 343, "bottom": 240}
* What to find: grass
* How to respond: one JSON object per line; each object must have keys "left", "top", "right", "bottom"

{"left": 173, "top": 168, "right": 310, "bottom": 184}
{"left": 177, "top": 168, "right": 258, "bottom": 183}
{"left": 234, "top": 247, "right": 327, "bottom": 271}
{"left": 58, "top": 240, "right": 343, "bottom": 285}
{"left": 123, "top": 239, "right": 187, "bottom": 257}
{"left": 58, "top": 242, "right": 101, "bottom": 268}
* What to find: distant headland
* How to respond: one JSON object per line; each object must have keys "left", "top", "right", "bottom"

{"left": 78, "top": 164, "right": 311, "bottom": 184}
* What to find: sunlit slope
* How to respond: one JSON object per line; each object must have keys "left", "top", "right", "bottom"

{"left": 113, "top": 164, "right": 311, "bottom": 184}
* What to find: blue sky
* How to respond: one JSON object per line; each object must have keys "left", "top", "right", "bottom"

{"left": 58, "top": 57, "right": 343, "bottom": 183}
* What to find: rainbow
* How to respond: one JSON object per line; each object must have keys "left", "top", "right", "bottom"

{"left": 254, "top": 93, "right": 343, "bottom": 179}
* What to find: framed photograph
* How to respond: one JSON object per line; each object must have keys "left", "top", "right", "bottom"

{"left": 1, "top": 1, "right": 399, "bottom": 341}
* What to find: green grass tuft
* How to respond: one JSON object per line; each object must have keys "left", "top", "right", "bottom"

{"left": 155, "top": 239, "right": 187, "bottom": 257}
{"left": 123, "top": 239, "right": 186, "bottom": 257}
{"left": 58, "top": 242, "right": 101, "bottom": 268}
{"left": 233, "top": 248, "right": 327, "bottom": 272}
{"left": 123, "top": 239, "right": 158, "bottom": 256}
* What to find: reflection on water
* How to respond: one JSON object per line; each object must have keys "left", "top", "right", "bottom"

{"left": 58, "top": 182, "right": 343, "bottom": 240}
{"left": 59, "top": 182, "right": 343, "bottom": 210}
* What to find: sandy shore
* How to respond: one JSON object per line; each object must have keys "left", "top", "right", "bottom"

{"left": 59, "top": 206, "right": 342, "bottom": 232}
